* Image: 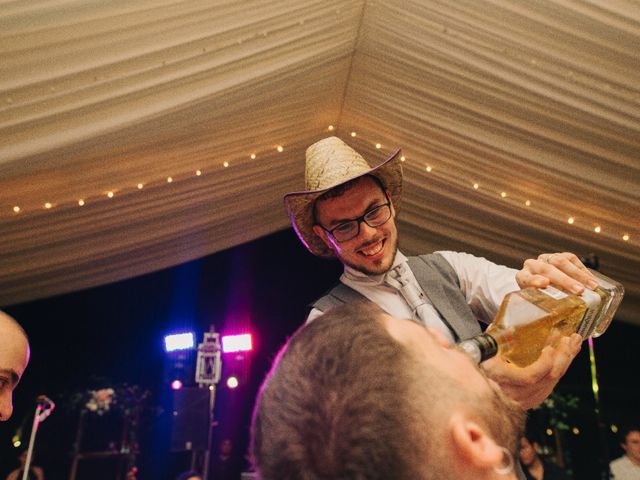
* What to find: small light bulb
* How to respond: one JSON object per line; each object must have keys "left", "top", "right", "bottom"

{"left": 572, "top": 427, "right": 580, "bottom": 435}
{"left": 594, "top": 225, "right": 601, "bottom": 233}
{"left": 473, "top": 183, "right": 479, "bottom": 190}
{"left": 223, "top": 161, "right": 229, "bottom": 168}
{"left": 525, "top": 200, "right": 531, "bottom": 206}
{"left": 546, "top": 428, "right": 553, "bottom": 436}
{"left": 227, "top": 376, "right": 239, "bottom": 389}
{"left": 375, "top": 143, "right": 381, "bottom": 149}
{"left": 426, "top": 166, "right": 432, "bottom": 172}
{"left": 44, "top": 202, "right": 52, "bottom": 209}
{"left": 78, "top": 199, "right": 85, "bottom": 206}
{"left": 622, "top": 234, "right": 629, "bottom": 241}
{"left": 167, "top": 177, "right": 173, "bottom": 183}
{"left": 137, "top": 183, "right": 144, "bottom": 189}
{"left": 400, "top": 156, "right": 406, "bottom": 162}
{"left": 277, "top": 146, "right": 284, "bottom": 152}
{"left": 250, "top": 154, "right": 256, "bottom": 160}
{"left": 328, "top": 125, "right": 334, "bottom": 131}
{"left": 611, "top": 424, "right": 618, "bottom": 433}
{"left": 568, "top": 217, "right": 574, "bottom": 224}
{"left": 350, "top": 131, "right": 356, "bottom": 137}
{"left": 196, "top": 170, "right": 202, "bottom": 176}
{"left": 107, "top": 191, "right": 114, "bottom": 198}
{"left": 13, "top": 206, "right": 20, "bottom": 213}
{"left": 500, "top": 192, "right": 507, "bottom": 198}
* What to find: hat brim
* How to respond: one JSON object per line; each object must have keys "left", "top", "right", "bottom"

{"left": 284, "top": 148, "right": 403, "bottom": 258}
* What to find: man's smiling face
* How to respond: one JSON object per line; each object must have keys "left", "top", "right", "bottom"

{"left": 313, "top": 176, "right": 398, "bottom": 275}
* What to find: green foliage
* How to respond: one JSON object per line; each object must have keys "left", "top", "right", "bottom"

{"left": 533, "top": 391, "right": 580, "bottom": 431}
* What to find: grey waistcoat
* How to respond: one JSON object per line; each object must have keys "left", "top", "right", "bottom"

{"left": 311, "top": 253, "right": 484, "bottom": 342}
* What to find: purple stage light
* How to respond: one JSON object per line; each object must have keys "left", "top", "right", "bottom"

{"left": 171, "top": 379, "right": 183, "bottom": 390}
{"left": 221, "top": 334, "right": 252, "bottom": 353}
{"left": 164, "top": 332, "right": 195, "bottom": 352}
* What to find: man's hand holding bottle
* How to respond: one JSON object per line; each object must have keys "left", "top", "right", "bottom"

{"left": 469, "top": 251, "right": 622, "bottom": 409}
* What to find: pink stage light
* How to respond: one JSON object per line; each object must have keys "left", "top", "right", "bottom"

{"left": 170, "top": 379, "right": 183, "bottom": 390}
{"left": 221, "top": 334, "right": 252, "bottom": 353}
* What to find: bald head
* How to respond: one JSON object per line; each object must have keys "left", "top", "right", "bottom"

{"left": 0, "top": 311, "right": 30, "bottom": 421}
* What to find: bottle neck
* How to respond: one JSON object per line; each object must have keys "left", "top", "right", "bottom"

{"left": 458, "top": 332, "right": 498, "bottom": 364}
{"left": 474, "top": 332, "right": 499, "bottom": 362}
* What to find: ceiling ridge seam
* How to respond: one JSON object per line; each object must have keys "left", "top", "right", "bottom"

{"left": 336, "top": 0, "right": 367, "bottom": 133}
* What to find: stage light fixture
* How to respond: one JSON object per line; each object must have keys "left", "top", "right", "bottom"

{"left": 221, "top": 333, "right": 252, "bottom": 353}
{"left": 171, "top": 379, "right": 183, "bottom": 390}
{"left": 164, "top": 332, "right": 195, "bottom": 352}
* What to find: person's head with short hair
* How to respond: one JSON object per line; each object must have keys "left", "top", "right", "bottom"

{"left": 618, "top": 424, "right": 640, "bottom": 466}
{"left": 0, "top": 311, "right": 30, "bottom": 421}
{"left": 284, "top": 137, "right": 403, "bottom": 275}
{"left": 251, "top": 302, "right": 525, "bottom": 479}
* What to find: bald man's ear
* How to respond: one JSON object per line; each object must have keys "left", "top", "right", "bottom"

{"left": 449, "top": 412, "right": 503, "bottom": 470}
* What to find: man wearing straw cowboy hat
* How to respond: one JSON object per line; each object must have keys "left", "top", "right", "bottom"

{"left": 284, "top": 136, "right": 598, "bottom": 410}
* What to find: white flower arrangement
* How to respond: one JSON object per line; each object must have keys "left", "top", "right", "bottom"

{"left": 85, "top": 388, "right": 115, "bottom": 415}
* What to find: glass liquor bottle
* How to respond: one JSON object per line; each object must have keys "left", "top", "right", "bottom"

{"left": 458, "top": 269, "right": 624, "bottom": 367}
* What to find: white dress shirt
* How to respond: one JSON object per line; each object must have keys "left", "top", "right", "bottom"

{"left": 610, "top": 455, "right": 640, "bottom": 480}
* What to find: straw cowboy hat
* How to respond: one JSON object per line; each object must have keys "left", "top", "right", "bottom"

{"left": 284, "top": 136, "right": 403, "bottom": 258}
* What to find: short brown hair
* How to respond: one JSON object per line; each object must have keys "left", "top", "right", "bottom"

{"left": 251, "top": 302, "right": 443, "bottom": 479}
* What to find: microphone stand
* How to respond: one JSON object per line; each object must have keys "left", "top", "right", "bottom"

{"left": 195, "top": 329, "right": 222, "bottom": 480}
{"left": 22, "top": 396, "right": 55, "bottom": 480}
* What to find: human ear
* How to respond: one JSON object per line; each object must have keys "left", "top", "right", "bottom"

{"left": 449, "top": 412, "right": 504, "bottom": 470}
{"left": 312, "top": 225, "right": 334, "bottom": 251}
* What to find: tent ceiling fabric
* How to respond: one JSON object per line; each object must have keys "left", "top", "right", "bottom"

{"left": 1, "top": 1, "right": 638, "bottom": 326}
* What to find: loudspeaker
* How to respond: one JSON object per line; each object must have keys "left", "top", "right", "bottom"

{"left": 170, "top": 387, "right": 210, "bottom": 452}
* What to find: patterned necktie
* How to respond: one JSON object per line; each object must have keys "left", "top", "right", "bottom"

{"left": 385, "top": 263, "right": 428, "bottom": 321}
{"left": 384, "top": 262, "right": 455, "bottom": 342}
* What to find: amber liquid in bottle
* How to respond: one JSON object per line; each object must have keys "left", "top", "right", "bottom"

{"left": 458, "top": 269, "right": 623, "bottom": 368}
{"left": 485, "top": 287, "right": 591, "bottom": 367}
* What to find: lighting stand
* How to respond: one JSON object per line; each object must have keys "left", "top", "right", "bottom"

{"left": 23, "top": 396, "right": 55, "bottom": 480}
{"left": 195, "top": 330, "right": 222, "bottom": 480}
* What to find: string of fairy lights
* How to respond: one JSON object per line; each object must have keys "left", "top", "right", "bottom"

{"left": 2, "top": 126, "right": 634, "bottom": 244}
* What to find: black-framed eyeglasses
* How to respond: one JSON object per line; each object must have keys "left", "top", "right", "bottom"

{"left": 319, "top": 200, "right": 392, "bottom": 242}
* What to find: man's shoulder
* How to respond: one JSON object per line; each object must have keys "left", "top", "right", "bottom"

{"left": 408, "top": 252, "right": 459, "bottom": 281}
{"left": 308, "top": 282, "right": 367, "bottom": 318}
{"left": 610, "top": 455, "right": 629, "bottom": 467}
{"left": 409, "top": 251, "right": 450, "bottom": 267}
{"left": 608, "top": 455, "right": 640, "bottom": 479}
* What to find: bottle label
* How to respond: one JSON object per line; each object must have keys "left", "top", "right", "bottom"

{"left": 539, "top": 286, "right": 568, "bottom": 300}
{"left": 576, "top": 289, "right": 604, "bottom": 338}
